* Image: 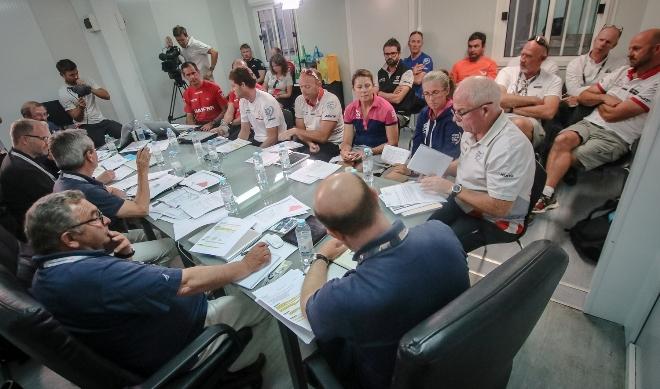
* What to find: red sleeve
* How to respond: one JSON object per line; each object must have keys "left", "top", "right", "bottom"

{"left": 214, "top": 85, "right": 228, "bottom": 108}
{"left": 343, "top": 102, "right": 355, "bottom": 123}
{"left": 183, "top": 89, "right": 192, "bottom": 114}
{"left": 487, "top": 60, "right": 498, "bottom": 79}
{"left": 383, "top": 102, "right": 398, "bottom": 126}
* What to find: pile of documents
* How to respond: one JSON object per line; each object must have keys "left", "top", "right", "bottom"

{"left": 245, "top": 195, "right": 310, "bottom": 233}
{"left": 216, "top": 138, "right": 251, "bottom": 154}
{"left": 379, "top": 182, "right": 446, "bottom": 216}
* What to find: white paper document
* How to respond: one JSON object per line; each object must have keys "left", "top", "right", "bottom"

{"left": 216, "top": 138, "right": 251, "bottom": 154}
{"left": 380, "top": 182, "right": 447, "bottom": 207}
{"left": 247, "top": 195, "right": 310, "bottom": 233}
{"left": 120, "top": 140, "right": 150, "bottom": 153}
{"left": 253, "top": 269, "right": 314, "bottom": 343}
{"left": 112, "top": 165, "right": 135, "bottom": 181}
{"left": 150, "top": 202, "right": 190, "bottom": 221}
{"left": 149, "top": 139, "right": 170, "bottom": 152}
{"left": 189, "top": 217, "right": 254, "bottom": 258}
{"left": 172, "top": 208, "right": 229, "bottom": 240}
{"left": 245, "top": 152, "right": 280, "bottom": 167}
{"left": 101, "top": 154, "right": 129, "bottom": 171}
{"left": 180, "top": 192, "right": 223, "bottom": 218}
{"left": 127, "top": 174, "right": 182, "bottom": 198}
{"left": 96, "top": 149, "right": 113, "bottom": 161}
{"left": 158, "top": 187, "right": 201, "bottom": 208}
{"left": 262, "top": 141, "right": 304, "bottom": 153}
{"left": 381, "top": 145, "right": 411, "bottom": 165}
{"left": 406, "top": 144, "right": 453, "bottom": 177}
{"left": 230, "top": 236, "right": 296, "bottom": 289}
{"left": 123, "top": 158, "right": 157, "bottom": 170}
{"left": 180, "top": 170, "right": 223, "bottom": 191}
{"left": 112, "top": 170, "right": 172, "bottom": 191}
{"left": 288, "top": 160, "right": 341, "bottom": 184}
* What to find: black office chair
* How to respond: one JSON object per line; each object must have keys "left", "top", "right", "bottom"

{"left": 305, "top": 240, "right": 568, "bottom": 389}
{"left": 282, "top": 108, "right": 296, "bottom": 129}
{"left": 41, "top": 100, "right": 73, "bottom": 128}
{"left": 0, "top": 263, "right": 263, "bottom": 388}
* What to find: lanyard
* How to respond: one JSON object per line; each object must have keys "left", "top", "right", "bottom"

{"left": 61, "top": 172, "right": 88, "bottom": 182}
{"left": 514, "top": 72, "right": 539, "bottom": 96}
{"left": 10, "top": 150, "right": 55, "bottom": 182}
{"left": 582, "top": 56, "right": 608, "bottom": 85}
{"left": 355, "top": 224, "right": 409, "bottom": 263}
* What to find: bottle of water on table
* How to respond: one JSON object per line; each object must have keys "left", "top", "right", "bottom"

{"left": 295, "top": 218, "right": 314, "bottom": 268}
{"left": 104, "top": 135, "right": 117, "bottom": 155}
{"left": 193, "top": 134, "right": 205, "bottom": 161}
{"left": 362, "top": 147, "right": 374, "bottom": 186}
{"left": 278, "top": 143, "right": 291, "bottom": 171}
{"left": 133, "top": 119, "right": 146, "bottom": 141}
{"left": 207, "top": 143, "right": 222, "bottom": 171}
{"left": 166, "top": 128, "right": 179, "bottom": 158}
{"left": 218, "top": 176, "right": 238, "bottom": 215}
{"left": 253, "top": 151, "right": 268, "bottom": 189}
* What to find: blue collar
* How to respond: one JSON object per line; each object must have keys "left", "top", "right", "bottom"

{"left": 60, "top": 171, "right": 104, "bottom": 187}
{"left": 32, "top": 249, "right": 108, "bottom": 267}
{"left": 353, "top": 220, "right": 409, "bottom": 264}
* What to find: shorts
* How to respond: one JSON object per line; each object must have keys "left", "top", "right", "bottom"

{"left": 507, "top": 114, "right": 545, "bottom": 148}
{"left": 560, "top": 120, "right": 629, "bottom": 171}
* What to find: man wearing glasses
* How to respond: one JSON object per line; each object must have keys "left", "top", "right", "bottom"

{"left": 495, "top": 36, "right": 562, "bottom": 147}
{"left": 421, "top": 77, "right": 535, "bottom": 253}
{"left": 377, "top": 38, "right": 416, "bottom": 117}
{"left": 0, "top": 119, "right": 55, "bottom": 242}
{"left": 278, "top": 68, "right": 344, "bottom": 162}
{"left": 26, "top": 190, "right": 270, "bottom": 378}
{"left": 20, "top": 101, "right": 61, "bottom": 133}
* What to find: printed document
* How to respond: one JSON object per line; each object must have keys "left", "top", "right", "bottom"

{"left": 406, "top": 144, "right": 453, "bottom": 176}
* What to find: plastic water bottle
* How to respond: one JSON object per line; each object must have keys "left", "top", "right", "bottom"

{"left": 104, "top": 135, "right": 117, "bottom": 155}
{"left": 218, "top": 176, "right": 238, "bottom": 215}
{"left": 193, "top": 134, "right": 205, "bottom": 161}
{"left": 206, "top": 143, "right": 222, "bottom": 171}
{"left": 295, "top": 218, "right": 314, "bottom": 268}
{"left": 253, "top": 151, "right": 268, "bottom": 189}
{"left": 133, "top": 119, "right": 146, "bottom": 141}
{"left": 278, "top": 143, "right": 291, "bottom": 171}
{"left": 362, "top": 147, "right": 374, "bottom": 186}
{"left": 171, "top": 160, "right": 185, "bottom": 177}
{"left": 151, "top": 143, "right": 165, "bottom": 167}
{"left": 166, "top": 128, "right": 179, "bottom": 158}
{"left": 144, "top": 113, "right": 152, "bottom": 122}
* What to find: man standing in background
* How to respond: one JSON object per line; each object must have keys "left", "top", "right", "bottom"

{"left": 172, "top": 25, "right": 219, "bottom": 81}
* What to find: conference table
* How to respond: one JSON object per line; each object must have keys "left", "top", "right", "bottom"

{"left": 139, "top": 138, "right": 431, "bottom": 389}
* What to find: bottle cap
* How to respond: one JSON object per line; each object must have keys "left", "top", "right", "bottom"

{"left": 297, "top": 218, "right": 306, "bottom": 225}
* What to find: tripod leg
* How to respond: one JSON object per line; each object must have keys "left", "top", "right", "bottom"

{"left": 168, "top": 82, "right": 177, "bottom": 123}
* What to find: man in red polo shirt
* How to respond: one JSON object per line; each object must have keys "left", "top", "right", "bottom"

{"left": 181, "top": 62, "right": 228, "bottom": 131}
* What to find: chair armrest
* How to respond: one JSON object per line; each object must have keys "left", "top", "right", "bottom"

{"left": 137, "top": 323, "right": 242, "bottom": 389}
{"left": 304, "top": 352, "right": 344, "bottom": 389}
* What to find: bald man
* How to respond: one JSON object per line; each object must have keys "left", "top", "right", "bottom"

{"left": 535, "top": 28, "right": 660, "bottom": 213}
{"left": 300, "top": 172, "right": 469, "bottom": 389}
{"left": 495, "top": 36, "right": 562, "bottom": 146}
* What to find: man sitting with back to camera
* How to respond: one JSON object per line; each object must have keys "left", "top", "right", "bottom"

{"left": 278, "top": 68, "right": 345, "bottom": 162}
{"left": 50, "top": 129, "right": 176, "bottom": 265}
{"left": 27, "top": 190, "right": 270, "bottom": 377}
{"left": 300, "top": 172, "right": 470, "bottom": 389}
{"left": 181, "top": 62, "right": 228, "bottom": 131}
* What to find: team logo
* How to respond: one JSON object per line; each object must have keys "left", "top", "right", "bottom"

{"left": 451, "top": 133, "right": 461, "bottom": 144}
{"left": 422, "top": 121, "right": 430, "bottom": 136}
{"left": 264, "top": 105, "right": 275, "bottom": 121}
{"left": 162, "top": 273, "right": 170, "bottom": 281}
{"left": 475, "top": 150, "right": 484, "bottom": 162}
{"left": 326, "top": 101, "right": 337, "bottom": 110}
{"left": 423, "top": 57, "right": 431, "bottom": 65}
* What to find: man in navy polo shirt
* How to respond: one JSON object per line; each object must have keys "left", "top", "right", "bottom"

{"left": 377, "top": 38, "right": 417, "bottom": 116}
{"left": 26, "top": 190, "right": 270, "bottom": 377}
{"left": 402, "top": 31, "right": 434, "bottom": 101}
{"left": 50, "top": 129, "right": 175, "bottom": 264}
{"left": 300, "top": 172, "right": 470, "bottom": 389}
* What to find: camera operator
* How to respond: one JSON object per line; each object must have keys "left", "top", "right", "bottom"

{"left": 56, "top": 59, "right": 121, "bottom": 148}
{"left": 171, "top": 25, "right": 218, "bottom": 81}
{"left": 181, "top": 62, "right": 228, "bottom": 131}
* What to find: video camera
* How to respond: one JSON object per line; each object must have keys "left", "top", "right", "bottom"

{"left": 67, "top": 84, "right": 92, "bottom": 98}
{"left": 159, "top": 46, "right": 185, "bottom": 86}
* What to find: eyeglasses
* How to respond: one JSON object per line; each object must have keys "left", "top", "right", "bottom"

{"left": 528, "top": 35, "right": 549, "bottom": 50}
{"left": 383, "top": 51, "right": 399, "bottom": 57}
{"left": 422, "top": 90, "right": 446, "bottom": 98}
{"left": 451, "top": 102, "right": 493, "bottom": 120}
{"left": 300, "top": 68, "right": 320, "bottom": 81}
{"left": 66, "top": 209, "right": 105, "bottom": 231}
{"left": 23, "top": 134, "right": 50, "bottom": 143}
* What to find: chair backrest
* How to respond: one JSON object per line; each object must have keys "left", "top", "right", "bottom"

{"left": 391, "top": 240, "right": 568, "bottom": 389}
{"left": 0, "top": 264, "right": 142, "bottom": 388}
{"left": 282, "top": 108, "right": 295, "bottom": 129}
{"left": 0, "top": 224, "right": 18, "bottom": 275}
{"left": 41, "top": 100, "right": 73, "bottom": 127}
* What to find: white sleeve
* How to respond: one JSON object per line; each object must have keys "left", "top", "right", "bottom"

{"left": 239, "top": 99, "right": 248, "bottom": 123}
{"left": 58, "top": 88, "right": 77, "bottom": 111}
{"left": 320, "top": 95, "right": 342, "bottom": 122}
{"left": 262, "top": 97, "right": 283, "bottom": 128}
{"left": 564, "top": 57, "right": 583, "bottom": 97}
{"left": 495, "top": 67, "right": 514, "bottom": 89}
{"left": 294, "top": 95, "right": 304, "bottom": 119}
{"left": 486, "top": 135, "right": 535, "bottom": 202}
{"left": 191, "top": 39, "right": 211, "bottom": 55}
{"left": 399, "top": 70, "right": 414, "bottom": 88}
{"left": 545, "top": 75, "right": 563, "bottom": 97}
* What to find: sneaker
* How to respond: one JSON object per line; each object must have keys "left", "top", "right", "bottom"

{"left": 533, "top": 194, "right": 559, "bottom": 214}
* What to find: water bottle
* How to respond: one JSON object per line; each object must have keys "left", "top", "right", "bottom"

{"left": 144, "top": 113, "right": 152, "bottom": 122}
{"left": 133, "top": 119, "right": 146, "bottom": 141}
{"left": 295, "top": 218, "right": 314, "bottom": 268}
{"left": 150, "top": 142, "right": 165, "bottom": 167}
{"left": 171, "top": 159, "right": 185, "bottom": 177}
{"left": 104, "top": 135, "right": 117, "bottom": 155}
{"left": 278, "top": 143, "right": 291, "bottom": 171}
{"left": 218, "top": 176, "right": 238, "bottom": 215}
{"left": 253, "top": 151, "right": 268, "bottom": 189}
{"left": 166, "top": 128, "right": 179, "bottom": 158}
{"left": 362, "top": 147, "right": 374, "bottom": 186}
{"left": 193, "top": 134, "right": 205, "bottom": 161}
{"left": 206, "top": 143, "right": 222, "bottom": 171}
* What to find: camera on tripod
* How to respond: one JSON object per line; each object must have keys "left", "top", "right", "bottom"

{"left": 67, "top": 84, "right": 92, "bottom": 98}
{"left": 159, "top": 46, "right": 185, "bottom": 86}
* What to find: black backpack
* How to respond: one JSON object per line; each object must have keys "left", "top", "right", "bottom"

{"left": 567, "top": 199, "right": 619, "bottom": 262}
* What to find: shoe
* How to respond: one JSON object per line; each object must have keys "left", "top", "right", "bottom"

{"left": 532, "top": 194, "right": 559, "bottom": 214}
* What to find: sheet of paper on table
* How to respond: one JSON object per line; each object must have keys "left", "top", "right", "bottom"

{"left": 96, "top": 149, "right": 114, "bottom": 161}
{"left": 253, "top": 269, "right": 314, "bottom": 344}
{"left": 380, "top": 182, "right": 447, "bottom": 208}
{"left": 111, "top": 165, "right": 135, "bottom": 181}
{"left": 245, "top": 151, "right": 280, "bottom": 167}
{"left": 229, "top": 235, "right": 296, "bottom": 289}
{"left": 172, "top": 208, "right": 228, "bottom": 240}
{"left": 246, "top": 195, "right": 310, "bottom": 233}
{"left": 216, "top": 138, "right": 251, "bottom": 154}
{"left": 288, "top": 160, "right": 341, "bottom": 184}
{"left": 189, "top": 217, "right": 254, "bottom": 258}
{"left": 382, "top": 199, "right": 443, "bottom": 216}
{"left": 180, "top": 170, "right": 223, "bottom": 192}
{"left": 406, "top": 144, "right": 453, "bottom": 177}
{"left": 101, "top": 154, "right": 128, "bottom": 171}
{"left": 158, "top": 187, "right": 201, "bottom": 208}
{"left": 127, "top": 173, "right": 182, "bottom": 198}
{"left": 150, "top": 202, "right": 190, "bottom": 221}
{"left": 123, "top": 157, "right": 157, "bottom": 170}
{"left": 333, "top": 249, "right": 357, "bottom": 271}
{"left": 120, "top": 140, "right": 150, "bottom": 153}
{"left": 180, "top": 192, "right": 223, "bottom": 218}
{"left": 381, "top": 145, "right": 411, "bottom": 165}
{"left": 111, "top": 170, "right": 172, "bottom": 191}
{"left": 262, "top": 141, "right": 303, "bottom": 153}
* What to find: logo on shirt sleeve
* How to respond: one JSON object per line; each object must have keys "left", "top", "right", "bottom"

{"left": 451, "top": 133, "right": 461, "bottom": 144}
{"left": 423, "top": 57, "right": 431, "bottom": 65}
{"left": 264, "top": 105, "right": 275, "bottom": 121}
{"left": 162, "top": 273, "right": 170, "bottom": 281}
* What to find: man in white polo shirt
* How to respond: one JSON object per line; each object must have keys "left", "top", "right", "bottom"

{"left": 495, "top": 36, "right": 562, "bottom": 147}
{"left": 534, "top": 29, "right": 660, "bottom": 213}
{"left": 230, "top": 67, "right": 286, "bottom": 148}
{"left": 421, "top": 76, "right": 535, "bottom": 253}
{"left": 172, "top": 25, "right": 219, "bottom": 81}
{"left": 278, "top": 68, "right": 344, "bottom": 162}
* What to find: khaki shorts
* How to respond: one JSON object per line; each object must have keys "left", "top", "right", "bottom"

{"left": 561, "top": 120, "right": 630, "bottom": 171}
{"left": 507, "top": 114, "right": 545, "bottom": 148}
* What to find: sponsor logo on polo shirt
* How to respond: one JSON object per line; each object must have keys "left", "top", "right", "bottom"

{"left": 498, "top": 171, "right": 514, "bottom": 178}
{"left": 264, "top": 105, "right": 275, "bottom": 121}
{"left": 475, "top": 150, "right": 484, "bottom": 162}
{"left": 423, "top": 57, "right": 431, "bottom": 65}
{"left": 451, "top": 133, "right": 461, "bottom": 144}
{"left": 162, "top": 273, "right": 170, "bottom": 281}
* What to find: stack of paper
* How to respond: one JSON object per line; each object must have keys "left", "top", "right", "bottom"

{"left": 246, "top": 195, "right": 310, "bottom": 233}
{"left": 288, "top": 160, "right": 341, "bottom": 184}
{"left": 216, "top": 138, "right": 251, "bottom": 154}
{"left": 111, "top": 170, "right": 172, "bottom": 192}
{"left": 189, "top": 217, "right": 254, "bottom": 258}
{"left": 126, "top": 173, "right": 182, "bottom": 198}
{"left": 101, "top": 154, "right": 129, "bottom": 170}
{"left": 253, "top": 269, "right": 314, "bottom": 343}
{"left": 379, "top": 182, "right": 446, "bottom": 216}
{"left": 172, "top": 208, "right": 228, "bottom": 240}
{"left": 180, "top": 170, "right": 223, "bottom": 191}
{"left": 406, "top": 145, "right": 453, "bottom": 176}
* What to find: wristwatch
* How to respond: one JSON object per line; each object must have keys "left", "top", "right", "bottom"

{"left": 114, "top": 248, "right": 135, "bottom": 259}
{"left": 312, "top": 253, "right": 331, "bottom": 267}
{"left": 451, "top": 183, "right": 463, "bottom": 197}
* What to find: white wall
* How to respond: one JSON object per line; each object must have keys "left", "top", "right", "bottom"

{"left": 639, "top": 0, "right": 660, "bottom": 31}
